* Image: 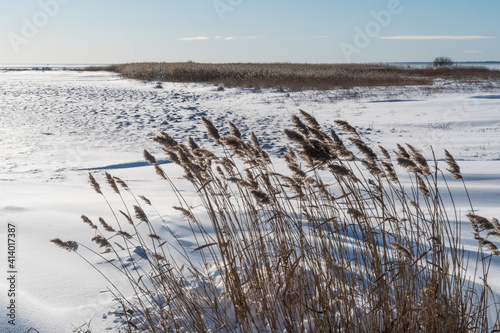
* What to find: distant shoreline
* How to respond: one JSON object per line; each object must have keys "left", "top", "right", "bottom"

{"left": 1, "top": 61, "right": 500, "bottom": 70}
{"left": 2, "top": 62, "right": 500, "bottom": 90}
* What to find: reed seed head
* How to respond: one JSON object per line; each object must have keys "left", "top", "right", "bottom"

{"left": 397, "top": 157, "right": 422, "bottom": 174}
{"left": 299, "top": 109, "right": 321, "bottom": 130}
{"left": 347, "top": 208, "right": 365, "bottom": 219}
{"left": 228, "top": 121, "right": 242, "bottom": 139}
{"left": 389, "top": 242, "right": 413, "bottom": 261}
{"left": 117, "top": 231, "right": 133, "bottom": 239}
{"left": 250, "top": 190, "right": 272, "bottom": 205}
{"left": 444, "top": 150, "right": 462, "bottom": 180}
{"left": 91, "top": 235, "right": 111, "bottom": 248}
{"left": 284, "top": 129, "right": 307, "bottom": 146}
{"left": 291, "top": 114, "right": 310, "bottom": 136}
{"left": 188, "top": 137, "right": 200, "bottom": 151}
{"left": 173, "top": 206, "right": 196, "bottom": 222}
{"left": 201, "top": 117, "right": 221, "bottom": 144}
{"left": 99, "top": 217, "right": 116, "bottom": 233}
{"left": 144, "top": 150, "right": 157, "bottom": 165}
{"left": 334, "top": 120, "right": 358, "bottom": 136}
{"left": 88, "top": 173, "right": 102, "bottom": 195}
{"left": 328, "top": 164, "right": 351, "bottom": 177}
{"left": 154, "top": 164, "right": 167, "bottom": 180}
{"left": 134, "top": 205, "right": 149, "bottom": 223}
{"left": 138, "top": 195, "right": 152, "bottom": 206}
{"left": 349, "top": 138, "right": 378, "bottom": 163}
{"left": 51, "top": 238, "right": 78, "bottom": 252}
{"left": 105, "top": 172, "right": 120, "bottom": 194}
{"left": 379, "top": 146, "right": 391, "bottom": 160}
{"left": 250, "top": 132, "right": 261, "bottom": 150}
{"left": 81, "top": 215, "right": 97, "bottom": 229}
{"left": 153, "top": 132, "right": 178, "bottom": 148}
{"left": 120, "top": 210, "right": 134, "bottom": 225}
{"left": 113, "top": 177, "right": 129, "bottom": 191}
{"left": 407, "top": 144, "right": 431, "bottom": 176}
{"left": 395, "top": 144, "right": 411, "bottom": 159}
{"left": 416, "top": 175, "right": 430, "bottom": 198}
{"left": 381, "top": 161, "right": 398, "bottom": 182}
{"left": 467, "top": 213, "right": 494, "bottom": 231}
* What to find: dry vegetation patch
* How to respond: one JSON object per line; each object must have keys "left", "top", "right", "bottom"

{"left": 83, "top": 62, "right": 500, "bottom": 90}
{"left": 54, "top": 111, "right": 500, "bottom": 332}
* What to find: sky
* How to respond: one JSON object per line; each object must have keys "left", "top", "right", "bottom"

{"left": 0, "top": 0, "right": 499, "bottom": 64}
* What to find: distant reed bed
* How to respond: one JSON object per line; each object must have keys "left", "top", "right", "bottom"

{"left": 83, "top": 62, "right": 500, "bottom": 90}
{"left": 54, "top": 110, "right": 500, "bottom": 332}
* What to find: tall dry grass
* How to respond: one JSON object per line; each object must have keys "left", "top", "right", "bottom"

{"left": 53, "top": 111, "right": 500, "bottom": 332}
{"left": 82, "top": 62, "right": 500, "bottom": 90}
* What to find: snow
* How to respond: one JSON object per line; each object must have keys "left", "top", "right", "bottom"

{"left": 0, "top": 69, "right": 499, "bottom": 332}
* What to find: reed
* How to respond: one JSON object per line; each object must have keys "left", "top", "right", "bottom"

{"left": 82, "top": 62, "right": 500, "bottom": 90}
{"left": 53, "top": 111, "right": 500, "bottom": 332}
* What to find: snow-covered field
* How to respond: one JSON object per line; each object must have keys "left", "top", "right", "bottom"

{"left": 1, "top": 70, "right": 499, "bottom": 332}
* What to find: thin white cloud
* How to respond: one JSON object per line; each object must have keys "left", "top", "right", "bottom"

{"left": 178, "top": 36, "right": 210, "bottom": 41}
{"left": 463, "top": 50, "right": 484, "bottom": 54}
{"left": 180, "top": 36, "right": 260, "bottom": 41}
{"left": 379, "top": 35, "right": 496, "bottom": 40}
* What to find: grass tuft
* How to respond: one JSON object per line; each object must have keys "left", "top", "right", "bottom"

{"left": 54, "top": 111, "right": 500, "bottom": 332}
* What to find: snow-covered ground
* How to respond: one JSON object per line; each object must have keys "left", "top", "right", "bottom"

{"left": 0, "top": 70, "right": 499, "bottom": 332}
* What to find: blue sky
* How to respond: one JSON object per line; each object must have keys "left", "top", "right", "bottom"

{"left": 1, "top": 0, "right": 498, "bottom": 64}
